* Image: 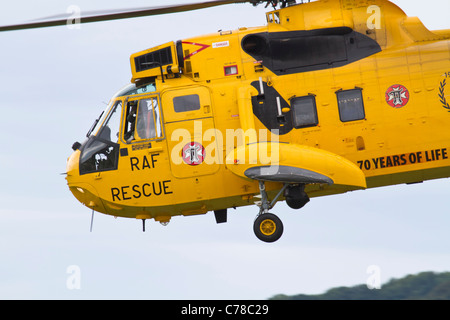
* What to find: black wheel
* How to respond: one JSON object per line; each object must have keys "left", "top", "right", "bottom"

{"left": 253, "top": 213, "right": 283, "bottom": 243}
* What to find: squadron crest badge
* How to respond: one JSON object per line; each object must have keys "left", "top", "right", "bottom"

{"left": 182, "top": 142, "right": 205, "bottom": 166}
{"left": 386, "top": 84, "right": 410, "bottom": 108}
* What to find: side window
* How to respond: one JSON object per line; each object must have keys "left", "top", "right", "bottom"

{"left": 136, "top": 97, "right": 162, "bottom": 140}
{"left": 124, "top": 96, "right": 163, "bottom": 142}
{"left": 173, "top": 94, "right": 200, "bottom": 113}
{"left": 291, "top": 95, "right": 318, "bottom": 129}
{"left": 124, "top": 100, "right": 138, "bottom": 142}
{"left": 336, "top": 88, "right": 365, "bottom": 122}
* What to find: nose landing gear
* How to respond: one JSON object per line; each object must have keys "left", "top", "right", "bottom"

{"left": 253, "top": 181, "right": 287, "bottom": 243}
{"left": 253, "top": 181, "right": 310, "bottom": 242}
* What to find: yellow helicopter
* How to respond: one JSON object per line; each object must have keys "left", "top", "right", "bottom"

{"left": 2, "top": 0, "right": 449, "bottom": 242}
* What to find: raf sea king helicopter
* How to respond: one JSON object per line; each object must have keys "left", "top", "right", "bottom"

{"left": 2, "top": 0, "right": 449, "bottom": 242}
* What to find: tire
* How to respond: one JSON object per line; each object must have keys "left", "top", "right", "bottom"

{"left": 253, "top": 213, "right": 283, "bottom": 243}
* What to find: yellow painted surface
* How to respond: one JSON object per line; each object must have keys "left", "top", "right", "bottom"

{"left": 66, "top": 0, "right": 450, "bottom": 222}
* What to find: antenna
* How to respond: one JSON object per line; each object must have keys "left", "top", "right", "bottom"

{"left": 90, "top": 209, "right": 95, "bottom": 232}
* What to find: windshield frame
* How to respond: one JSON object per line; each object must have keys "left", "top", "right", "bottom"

{"left": 87, "top": 101, "right": 114, "bottom": 138}
{"left": 114, "top": 82, "right": 157, "bottom": 99}
{"left": 87, "top": 81, "right": 156, "bottom": 139}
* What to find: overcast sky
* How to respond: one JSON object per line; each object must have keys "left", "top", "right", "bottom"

{"left": 0, "top": 0, "right": 449, "bottom": 300}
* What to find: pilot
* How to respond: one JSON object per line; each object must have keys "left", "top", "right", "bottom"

{"left": 124, "top": 101, "right": 138, "bottom": 142}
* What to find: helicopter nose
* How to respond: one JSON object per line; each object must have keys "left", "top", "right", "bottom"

{"left": 66, "top": 149, "right": 80, "bottom": 177}
{"left": 66, "top": 150, "right": 106, "bottom": 213}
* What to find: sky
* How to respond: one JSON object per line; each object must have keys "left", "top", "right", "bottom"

{"left": 0, "top": 0, "right": 449, "bottom": 300}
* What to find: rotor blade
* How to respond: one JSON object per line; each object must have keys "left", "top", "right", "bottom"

{"left": 0, "top": 0, "right": 258, "bottom": 32}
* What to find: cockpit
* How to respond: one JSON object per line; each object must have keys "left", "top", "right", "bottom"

{"left": 74, "top": 82, "right": 161, "bottom": 175}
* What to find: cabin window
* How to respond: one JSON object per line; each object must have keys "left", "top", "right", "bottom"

{"left": 173, "top": 94, "right": 201, "bottom": 113}
{"left": 336, "top": 88, "right": 365, "bottom": 122}
{"left": 291, "top": 95, "right": 318, "bottom": 128}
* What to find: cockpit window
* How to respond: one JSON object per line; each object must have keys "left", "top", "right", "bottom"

{"left": 267, "top": 11, "right": 280, "bottom": 24}
{"left": 98, "top": 100, "right": 122, "bottom": 143}
{"left": 79, "top": 100, "right": 122, "bottom": 175}
{"left": 87, "top": 110, "right": 107, "bottom": 138}
{"left": 136, "top": 97, "right": 162, "bottom": 139}
{"left": 124, "top": 95, "right": 163, "bottom": 142}
{"left": 115, "top": 83, "right": 156, "bottom": 98}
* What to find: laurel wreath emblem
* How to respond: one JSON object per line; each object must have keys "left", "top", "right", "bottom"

{"left": 439, "top": 79, "right": 450, "bottom": 111}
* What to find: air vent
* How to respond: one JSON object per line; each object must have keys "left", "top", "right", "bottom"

{"left": 130, "top": 42, "right": 180, "bottom": 83}
{"left": 134, "top": 46, "right": 173, "bottom": 72}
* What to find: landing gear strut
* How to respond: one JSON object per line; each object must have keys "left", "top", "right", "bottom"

{"left": 253, "top": 181, "right": 287, "bottom": 243}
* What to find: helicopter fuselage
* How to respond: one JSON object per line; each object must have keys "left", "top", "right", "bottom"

{"left": 66, "top": 0, "right": 450, "bottom": 229}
